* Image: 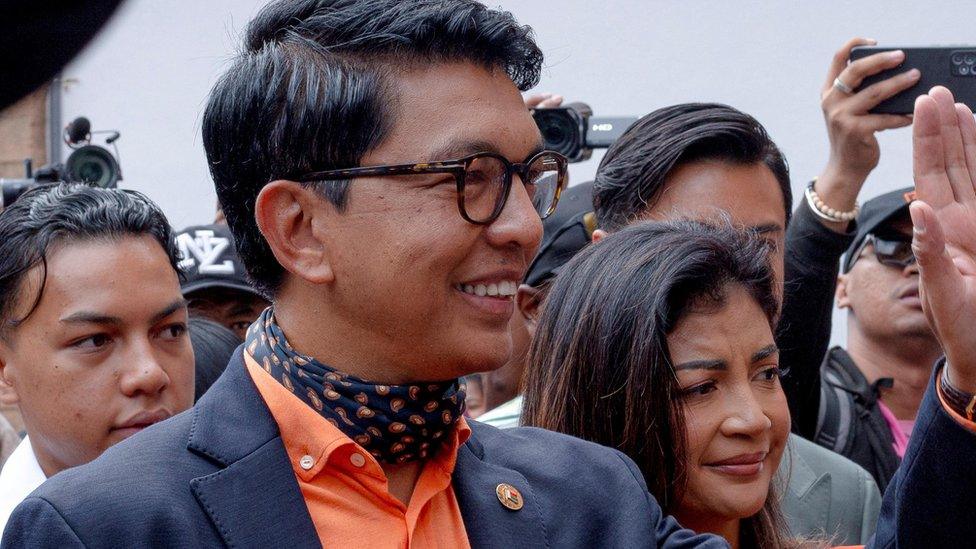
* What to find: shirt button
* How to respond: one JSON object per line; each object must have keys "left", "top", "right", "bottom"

{"left": 349, "top": 453, "right": 366, "bottom": 467}
{"left": 299, "top": 455, "right": 314, "bottom": 470}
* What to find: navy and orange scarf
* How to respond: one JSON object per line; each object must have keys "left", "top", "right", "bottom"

{"left": 244, "top": 309, "right": 466, "bottom": 464}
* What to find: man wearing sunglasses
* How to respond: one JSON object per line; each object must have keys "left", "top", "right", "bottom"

{"left": 815, "top": 187, "right": 943, "bottom": 491}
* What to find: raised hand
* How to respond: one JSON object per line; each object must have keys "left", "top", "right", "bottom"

{"left": 815, "top": 38, "right": 920, "bottom": 231}
{"left": 910, "top": 86, "right": 976, "bottom": 391}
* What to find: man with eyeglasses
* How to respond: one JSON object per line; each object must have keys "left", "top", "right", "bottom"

{"left": 814, "top": 187, "right": 943, "bottom": 491}
{"left": 2, "top": 1, "right": 725, "bottom": 547}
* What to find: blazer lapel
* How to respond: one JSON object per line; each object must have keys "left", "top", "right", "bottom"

{"left": 187, "top": 348, "right": 320, "bottom": 548}
{"left": 453, "top": 431, "right": 549, "bottom": 548}
{"left": 778, "top": 436, "right": 832, "bottom": 531}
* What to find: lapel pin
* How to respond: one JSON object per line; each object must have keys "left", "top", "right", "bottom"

{"left": 495, "top": 483, "right": 524, "bottom": 511}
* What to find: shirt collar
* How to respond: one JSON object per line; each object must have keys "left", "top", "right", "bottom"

{"left": 245, "top": 351, "right": 471, "bottom": 481}
{"left": 0, "top": 436, "right": 47, "bottom": 533}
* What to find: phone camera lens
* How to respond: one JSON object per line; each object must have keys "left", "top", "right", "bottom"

{"left": 966, "top": 54, "right": 976, "bottom": 65}
{"left": 953, "top": 53, "right": 965, "bottom": 65}
{"left": 961, "top": 66, "right": 971, "bottom": 75}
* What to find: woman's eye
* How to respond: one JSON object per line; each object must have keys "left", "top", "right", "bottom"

{"left": 680, "top": 382, "right": 717, "bottom": 398}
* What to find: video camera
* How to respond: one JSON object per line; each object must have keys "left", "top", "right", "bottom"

{"left": 0, "top": 116, "right": 123, "bottom": 211}
{"left": 532, "top": 102, "right": 637, "bottom": 163}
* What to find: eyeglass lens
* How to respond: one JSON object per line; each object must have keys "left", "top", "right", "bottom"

{"left": 461, "top": 153, "right": 563, "bottom": 223}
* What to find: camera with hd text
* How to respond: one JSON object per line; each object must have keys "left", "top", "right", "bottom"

{"left": 532, "top": 102, "right": 637, "bottom": 163}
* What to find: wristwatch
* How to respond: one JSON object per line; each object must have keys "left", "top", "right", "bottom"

{"left": 940, "top": 365, "right": 976, "bottom": 421}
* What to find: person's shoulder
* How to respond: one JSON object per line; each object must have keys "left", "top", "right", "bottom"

{"left": 784, "top": 433, "right": 881, "bottom": 516}
{"left": 26, "top": 408, "right": 208, "bottom": 517}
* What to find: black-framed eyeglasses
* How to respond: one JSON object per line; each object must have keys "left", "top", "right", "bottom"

{"left": 295, "top": 150, "right": 569, "bottom": 225}
{"left": 850, "top": 234, "right": 916, "bottom": 269}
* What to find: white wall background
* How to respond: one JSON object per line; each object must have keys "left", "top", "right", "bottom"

{"left": 59, "top": 0, "right": 976, "bottom": 346}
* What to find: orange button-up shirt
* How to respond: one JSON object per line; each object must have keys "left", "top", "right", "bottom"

{"left": 245, "top": 353, "right": 472, "bottom": 548}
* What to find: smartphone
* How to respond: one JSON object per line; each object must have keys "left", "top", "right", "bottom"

{"left": 849, "top": 46, "right": 976, "bottom": 114}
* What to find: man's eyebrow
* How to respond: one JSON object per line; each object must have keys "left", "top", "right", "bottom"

{"left": 751, "top": 223, "right": 783, "bottom": 235}
{"left": 151, "top": 299, "right": 190, "bottom": 325}
{"left": 60, "top": 311, "right": 123, "bottom": 326}
{"left": 751, "top": 344, "right": 779, "bottom": 363}
{"left": 674, "top": 358, "right": 726, "bottom": 371}
{"left": 426, "top": 139, "right": 546, "bottom": 163}
{"left": 61, "top": 299, "right": 188, "bottom": 326}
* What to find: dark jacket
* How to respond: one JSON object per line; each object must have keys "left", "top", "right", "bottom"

{"left": 3, "top": 358, "right": 972, "bottom": 547}
{"left": 814, "top": 347, "right": 901, "bottom": 492}
{"left": 0, "top": 349, "right": 724, "bottom": 549}
{"left": 780, "top": 201, "right": 856, "bottom": 438}
{"left": 870, "top": 362, "right": 976, "bottom": 547}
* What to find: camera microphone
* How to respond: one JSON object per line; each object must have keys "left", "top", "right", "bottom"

{"left": 65, "top": 117, "right": 92, "bottom": 144}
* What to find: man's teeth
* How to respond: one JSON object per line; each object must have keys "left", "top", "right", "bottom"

{"left": 460, "top": 281, "right": 518, "bottom": 297}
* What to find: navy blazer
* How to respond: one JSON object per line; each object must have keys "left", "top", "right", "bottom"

{"left": 4, "top": 356, "right": 971, "bottom": 548}
{"left": 870, "top": 362, "right": 976, "bottom": 547}
{"left": 1, "top": 350, "right": 724, "bottom": 548}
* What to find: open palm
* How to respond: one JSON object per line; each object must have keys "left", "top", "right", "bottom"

{"left": 911, "top": 86, "right": 976, "bottom": 387}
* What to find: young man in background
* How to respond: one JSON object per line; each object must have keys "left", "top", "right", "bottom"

{"left": 0, "top": 184, "right": 194, "bottom": 535}
{"left": 176, "top": 223, "right": 269, "bottom": 339}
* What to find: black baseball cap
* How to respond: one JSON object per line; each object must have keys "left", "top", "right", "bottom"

{"left": 175, "top": 224, "right": 262, "bottom": 297}
{"left": 524, "top": 181, "right": 596, "bottom": 287}
{"left": 842, "top": 187, "right": 916, "bottom": 273}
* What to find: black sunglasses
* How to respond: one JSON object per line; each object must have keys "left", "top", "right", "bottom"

{"left": 850, "top": 234, "right": 916, "bottom": 270}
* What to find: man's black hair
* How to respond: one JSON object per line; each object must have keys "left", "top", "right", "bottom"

{"left": 592, "top": 103, "right": 792, "bottom": 232}
{"left": 0, "top": 183, "right": 179, "bottom": 337}
{"left": 202, "top": 0, "right": 544, "bottom": 297}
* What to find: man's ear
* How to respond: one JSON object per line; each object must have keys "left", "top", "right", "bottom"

{"left": 835, "top": 273, "right": 851, "bottom": 310}
{"left": 0, "top": 349, "right": 20, "bottom": 407}
{"left": 516, "top": 284, "right": 543, "bottom": 330}
{"left": 591, "top": 228, "right": 608, "bottom": 243}
{"left": 255, "top": 180, "right": 335, "bottom": 285}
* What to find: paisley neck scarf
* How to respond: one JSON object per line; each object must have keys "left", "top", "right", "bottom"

{"left": 244, "top": 309, "right": 466, "bottom": 464}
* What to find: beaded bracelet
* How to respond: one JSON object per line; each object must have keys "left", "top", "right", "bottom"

{"left": 804, "top": 179, "right": 859, "bottom": 223}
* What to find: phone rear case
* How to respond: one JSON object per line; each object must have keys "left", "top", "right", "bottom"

{"left": 850, "top": 46, "right": 976, "bottom": 114}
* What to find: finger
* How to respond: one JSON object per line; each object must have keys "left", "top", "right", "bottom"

{"left": 955, "top": 102, "right": 976, "bottom": 200}
{"left": 536, "top": 95, "right": 564, "bottom": 108}
{"left": 913, "top": 94, "right": 955, "bottom": 207}
{"left": 838, "top": 49, "right": 906, "bottom": 89}
{"left": 930, "top": 86, "right": 975, "bottom": 201}
{"left": 847, "top": 68, "right": 921, "bottom": 112}
{"left": 861, "top": 114, "right": 914, "bottom": 132}
{"left": 910, "top": 201, "right": 966, "bottom": 332}
{"left": 822, "top": 37, "right": 877, "bottom": 93}
{"left": 524, "top": 93, "right": 553, "bottom": 109}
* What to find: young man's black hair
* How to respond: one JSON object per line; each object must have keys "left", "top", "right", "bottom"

{"left": 202, "top": 0, "right": 543, "bottom": 296}
{"left": 592, "top": 103, "right": 792, "bottom": 232}
{"left": 0, "top": 183, "right": 180, "bottom": 335}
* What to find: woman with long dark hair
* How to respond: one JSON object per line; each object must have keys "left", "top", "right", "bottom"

{"left": 521, "top": 220, "right": 804, "bottom": 548}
